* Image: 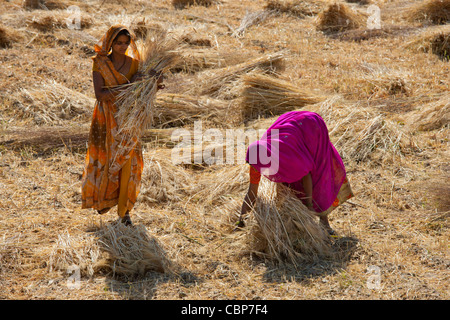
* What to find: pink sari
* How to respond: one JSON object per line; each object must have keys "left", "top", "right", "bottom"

{"left": 246, "top": 111, "right": 351, "bottom": 214}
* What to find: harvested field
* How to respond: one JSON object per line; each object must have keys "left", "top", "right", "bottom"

{"left": 0, "top": 0, "right": 448, "bottom": 302}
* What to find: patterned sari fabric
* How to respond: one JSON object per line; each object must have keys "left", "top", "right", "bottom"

{"left": 246, "top": 111, "right": 353, "bottom": 216}
{"left": 81, "top": 25, "right": 143, "bottom": 217}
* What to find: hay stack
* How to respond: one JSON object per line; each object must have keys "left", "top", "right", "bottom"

{"left": 241, "top": 178, "right": 332, "bottom": 266}
{"left": 317, "top": 98, "right": 415, "bottom": 164}
{"left": 153, "top": 93, "right": 235, "bottom": 127}
{"left": 239, "top": 73, "right": 324, "bottom": 121}
{"left": 14, "top": 81, "right": 94, "bottom": 125}
{"left": 0, "top": 24, "right": 22, "bottom": 48}
{"left": 172, "top": 0, "right": 219, "bottom": 9}
{"left": 27, "top": 11, "right": 92, "bottom": 32}
{"left": 264, "top": 0, "right": 325, "bottom": 18}
{"left": 94, "top": 221, "right": 173, "bottom": 277}
{"left": 407, "top": 0, "right": 450, "bottom": 25}
{"left": 140, "top": 150, "right": 194, "bottom": 203}
{"left": 406, "top": 30, "right": 450, "bottom": 61}
{"left": 316, "top": 3, "right": 365, "bottom": 33}
{"left": 48, "top": 222, "right": 174, "bottom": 279}
{"left": 188, "top": 51, "right": 285, "bottom": 98}
{"left": 407, "top": 94, "right": 450, "bottom": 131}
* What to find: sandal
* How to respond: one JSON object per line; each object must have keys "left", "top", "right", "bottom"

{"left": 121, "top": 213, "right": 133, "bottom": 226}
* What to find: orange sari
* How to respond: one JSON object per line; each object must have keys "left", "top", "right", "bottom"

{"left": 81, "top": 25, "right": 144, "bottom": 218}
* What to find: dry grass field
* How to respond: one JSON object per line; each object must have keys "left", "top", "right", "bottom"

{"left": 0, "top": 0, "right": 448, "bottom": 300}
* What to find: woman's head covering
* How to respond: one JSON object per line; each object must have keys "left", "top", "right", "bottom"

{"left": 94, "top": 25, "right": 140, "bottom": 61}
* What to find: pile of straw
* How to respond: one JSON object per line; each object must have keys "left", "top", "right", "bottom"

{"left": 47, "top": 222, "right": 174, "bottom": 279}
{"left": 239, "top": 73, "right": 323, "bottom": 121}
{"left": 27, "top": 11, "right": 92, "bottom": 32}
{"left": 172, "top": 0, "right": 219, "bottom": 9}
{"left": 316, "top": 3, "right": 365, "bottom": 33}
{"left": 0, "top": 24, "right": 22, "bottom": 48}
{"left": 241, "top": 178, "right": 332, "bottom": 266}
{"left": 94, "top": 221, "right": 173, "bottom": 277}
{"left": 264, "top": 0, "right": 325, "bottom": 18}
{"left": 407, "top": 94, "right": 450, "bottom": 131}
{"left": 406, "top": 0, "right": 450, "bottom": 25}
{"left": 406, "top": 30, "right": 450, "bottom": 61}
{"left": 14, "top": 81, "right": 94, "bottom": 125}
{"left": 116, "top": 32, "right": 180, "bottom": 141}
{"left": 153, "top": 93, "right": 235, "bottom": 127}
{"left": 140, "top": 150, "right": 193, "bottom": 203}
{"left": 188, "top": 51, "right": 285, "bottom": 98}
{"left": 317, "top": 97, "right": 415, "bottom": 164}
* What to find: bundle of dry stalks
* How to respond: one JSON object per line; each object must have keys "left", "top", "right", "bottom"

{"left": 232, "top": 10, "right": 272, "bottom": 38}
{"left": 241, "top": 178, "right": 333, "bottom": 266}
{"left": 47, "top": 231, "right": 101, "bottom": 277}
{"left": 23, "top": 0, "right": 71, "bottom": 10}
{"left": 406, "top": 94, "right": 450, "bottom": 131}
{"left": 47, "top": 222, "right": 174, "bottom": 279}
{"left": 190, "top": 164, "right": 248, "bottom": 207}
{"left": 406, "top": 0, "right": 450, "bottom": 25}
{"left": 316, "top": 3, "right": 365, "bottom": 33}
{"left": 94, "top": 221, "right": 174, "bottom": 277}
{"left": 14, "top": 81, "right": 94, "bottom": 125}
{"left": 27, "top": 11, "right": 92, "bottom": 32}
{"left": 317, "top": 97, "right": 415, "bottom": 164}
{"left": 264, "top": 0, "right": 325, "bottom": 18}
{"left": 0, "top": 24, "right": 22, "bottom": 48}
{"left": 188, "top": 51, "right": 285, "bottom": 98}
{"left": 140, "top": 150, "right": 193, "bottom": 203}
{"left": 153, "top": 93, "right": 236, "bottom": 127}
{"left": 406, "top": 29, "right": 450, "bottom": 61}
{"left": 172, "top": 0, "right": 219, "bottom": 9}
{"left": 171, "top": 49, "right": 232, "bottom": 73}
{"left": 239, "top": 73, "right": 323, "bottom": 121}
{"left": 116, "top": 32, "right": 180, "bottom": 141}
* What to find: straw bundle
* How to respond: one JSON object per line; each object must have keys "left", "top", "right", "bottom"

{"left": 242, "top": 178, "right": 332, "bottom": 266}
{"left": 406, "top": 0, "right": 450, "bottom": 25}
{"left": 172, "top": 0, "right": 219, "bottom": 9}
{"left": 407, "top": 94, "right": 450, "bottom": 131}
{"left": 406, "top": 30, "right": 450, "bottom": 61}
{"left": 239, "top": 73, "right": 324, "bottom": 121}
{"left": 317, "top": 98, "right": 414, "bottom": 164}
{"left": 140, "top": 150, "right": 193, "bottom": 203}
{"left": 153, "top": 93, "right": 235, "bottom": 127}
{"left": 188, "top": 51, "right": 285, "bottom": 98}
{"left": 264, "top": 0, "right": 325, "bottom": 18}
{"left": 14, "top": 81, "right": 94, "bottom": 125}
{"left": 47, "top": 222, "right": 174, "bottom": 279}
{"left": 316, "top": 3, "right": 365, "bottom": 33}
{"left": 27, "top": 12, "right": 92, "bottom": 32}
{"left": 115, "top": 32, "right": 180, "bottom": 141}
{"left": 47, "top": 231, "right": 101, "bottom": 277}
{"left": 171, "top": 49, "right": 229, "bottom": 74}
{"left": 0, "top": 24, "right": 22, "bottom": 48}
{"left": 94, "top": 221, "right": 173, "bottom": 277}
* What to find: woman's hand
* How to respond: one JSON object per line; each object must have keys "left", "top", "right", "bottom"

{"left": 130, "top": 72, "right": 144, "bottom": 83}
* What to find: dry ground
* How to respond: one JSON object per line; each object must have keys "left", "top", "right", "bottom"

{"left": 0, "top": 0, "right": 448, "bottom": 299}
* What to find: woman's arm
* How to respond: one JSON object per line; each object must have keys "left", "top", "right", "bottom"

{"left": 237, "top": 182, "right": 259, "bottom": 228}
{"left": 302, "top": 172, "right": 313, "bottom": 209}
{"left": 93, "top": 71, "right": 120, "bottom": 101}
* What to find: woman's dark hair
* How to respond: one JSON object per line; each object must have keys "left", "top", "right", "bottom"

{"left": 113, "top": 29, "right": 131, "bottom": 43}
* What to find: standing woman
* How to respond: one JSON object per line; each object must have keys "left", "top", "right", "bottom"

{"left": 81, "top": 25, "right": 145, "bottom": 226}
{"left": 237, "top": 111, "right": 354, "bottom": 234}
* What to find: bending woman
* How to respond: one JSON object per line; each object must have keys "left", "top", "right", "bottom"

{"left": 81, "top": 25, "right": 159, "bottom": 226}
{"left": 238, "top": 111, "right": 353, "bottom": 234}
